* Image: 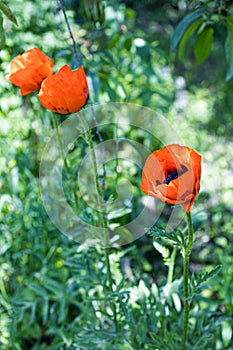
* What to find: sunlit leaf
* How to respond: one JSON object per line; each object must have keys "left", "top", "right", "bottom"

{"left": 171, "top": 8, "right": 206, "bottom": 51}
{"left": 194, "top": 27, "right": 214, "bottom": 65}
{"left": 0, "top": 1, "right": 17, "bottom": 25}
{"left": 178, "top": 19, "right": 202, "bottom": 59}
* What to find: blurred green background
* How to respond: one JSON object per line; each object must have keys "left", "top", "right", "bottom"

{"left": 0, "top": 0, "right": 233, "bottom": 349}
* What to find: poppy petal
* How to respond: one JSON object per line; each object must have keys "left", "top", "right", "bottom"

{"left": 7, "top": 48, "right": 54, "bottom": 96}
{"left": 37, "top": 65, "right": 89, "bottom": 115}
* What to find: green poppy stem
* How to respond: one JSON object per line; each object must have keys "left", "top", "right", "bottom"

{"left": 181, "top": 211, "right": 194, "bottom": 350}
{"left": 104, "top": 245, "right": 119, "bottom": 333}
{"left": 78, "top": 113, "right": 103, "bottom": 210}
{"left": 51, "top": 112, "right": 69, "bottom": 174}
{"left": 78, "top": 112, "right": 119, "bottom": 334}
{"left": 51, "top": 112, "right": 79, "bottom": 212}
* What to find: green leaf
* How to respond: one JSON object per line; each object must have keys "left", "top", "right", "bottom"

{"left": 149, "top": 333, "right": 173, "bottom": 350}
{"left": 147, "top": 225, "right": 185, "bottom": 247}
{"left": 190, "top": 265, "right": 222, "bottom": 296}
{"left": 222, "top": 321, "right": 232, "bottom": 346}
{"left": 172, "top": 293, "right": 181, "bottom": 312}
{"left": 0, "top": 12, "right": 5, "bottom": 50}
{"left": 178, "top": 19, "right": 202, "bottom": 59}
{"left": 27, "top": 283, "right": 49, "bottom": 298}
{"left": 171, "top": 8, "right": 207, "bottom": 51}
{"left": 225, "top": 20, "right": 233, "bottom": 81}
{"left": 153, "top": 241, "right": 170, "bottom": 265}
{"left": 198, "top": 264, "right": 222, "bottom": 284}
{"left": 42, "top": 298, "right": 49, "bottom": 325}
{"left": 0, "top": 1, "right": 17, "bottom": 25}
{"left": 194, "top": 27, "right": 214, "bottom": 65}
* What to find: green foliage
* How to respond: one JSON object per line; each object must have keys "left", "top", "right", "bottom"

{"left": 0, "top": 11, "right": 5, "bottom": 49}
{"left": 80, "top": 0, "right": 105, "bottom": 28}
{"left": 189, "top": 265, "right": 222, "bottom": 297}
{"left": 0, "top": 0, "right": 233, "bottom": 349}
{"left": 0, "top": 1, "right": 17, "bottom": 49}
{"left": 171, "top": 7, "right": 207, "bottom": 51}
{"left": 0, "top": 1, "right": 17, "bottom": 25}
{"left": 171, "top": 0, "right": 233, "bottom": 80}
{"left": 178, "top": 19, "right": 202, "bottom": 60}
{"left": 147, "top": 224, "right": 185, "bottom": 248}
{"left": 225, "top": 18, "right": 233, "bottom": 81}
{"left": 194, "top": 27, "right": 214, "bottom": 65}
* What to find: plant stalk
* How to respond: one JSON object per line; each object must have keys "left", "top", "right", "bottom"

{"left": 56, "top": 0, "right": 117, "bottom": 334}
{"left": 181, "top": 211, "right": 194, "bottom": 350}
{"left": 51, "top": 112, "right": 69, "bottom": 174}
{"left": 78, "top": 112, "right": 118, "bottom": 333}
{"left": 51, "top": 112, "right": 79, "bottom": 212}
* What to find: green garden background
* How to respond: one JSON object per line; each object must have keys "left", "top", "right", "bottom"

{"left": 0, "top": 0, "right": 233, "bottom": 349}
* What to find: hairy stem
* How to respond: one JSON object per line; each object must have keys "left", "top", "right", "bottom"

{"left": 56, "top": 0, "right": 116, "bottom": 332}
{"left": 181, "top": 211, "right": 194, "bottom": 350}
{"left": 51, "top": 112, "right": 69, "bottom": 174}
{"left": 78, "top": 112, "right": 118, "bottom": 333}
{"left": 57, "top": 0, "right": 81, "bottom": 65}
{"left": 104, "top": 246, "right": 118, "bottom": 333}
{"left": 57, "top": 0, "right": 106, "bottom": 194}
{"left": 51, "top": 112, "right": 79, "bottom": 212}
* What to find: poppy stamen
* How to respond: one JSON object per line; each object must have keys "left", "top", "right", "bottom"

{"left": 164, "top": 170, "right": 179, "bottom": 184}
{"left": 164, "top": 165, "right": 188, "bottom": 185}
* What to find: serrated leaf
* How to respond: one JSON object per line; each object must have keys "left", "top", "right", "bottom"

{"left": 178, "top": 19, "right": 202, "bottom": 59}
{"left": 147, "top": 225, "right": 185, "bottom": 247}
{"left": 194, "top": 27, "right": 214, "bottom": 65}
{"left": 190, "top": 265, "right": 222, "bottom": 295}
{"left": 171, "top": 8, "right": 207, "bottom": 51}
{"left": 0, "top": 1, "right": 17, "bottom": 25}
{"left": 225, "top": 20, "right": 233, "bottom": 81}
{"left": 201, "top": 264, "right": 222, "bottom": 282}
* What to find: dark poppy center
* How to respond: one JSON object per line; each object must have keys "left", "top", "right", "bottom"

{"left": 164, "top": 165, "right": 188, "bottom": 185}
{"left": 164, "top": 170, "right": 179, "bottom": 185}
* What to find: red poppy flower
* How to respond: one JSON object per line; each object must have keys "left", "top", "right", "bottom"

{"left": 7, "top": 48, "right": 54, "bottom": 96}
{"left": 140, "top": 144, "right": 202, "bottom": 212}
{"left": 37, "top": 65, "right": 89, "bottom": 114}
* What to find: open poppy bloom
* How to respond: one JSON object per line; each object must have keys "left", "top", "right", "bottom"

{"left": 37, "top": 65, "right": 89, "bottom": 114}
{"left": 140, "top": 144, "right": 202, "bottom": 212}
{"left": 7, "top": 48, "right": 54, "bottom": 96}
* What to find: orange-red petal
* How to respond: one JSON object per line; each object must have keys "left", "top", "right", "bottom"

{"left": 7, "top": 48, "right": 54, "bottom": 96}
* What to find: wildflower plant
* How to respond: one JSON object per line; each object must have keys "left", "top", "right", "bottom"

{"left": 1, "top": 0, "right": 232, "bottom": 349}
